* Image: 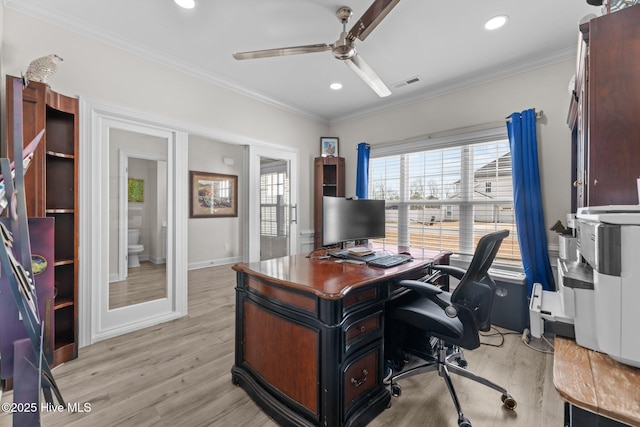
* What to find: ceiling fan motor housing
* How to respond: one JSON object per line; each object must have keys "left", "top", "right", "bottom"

{"left": 333, "top": 35, "right": 355, "bottom": 60}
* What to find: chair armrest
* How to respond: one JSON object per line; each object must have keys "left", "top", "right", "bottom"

{"left": 431, "top": 265, "right": 466, "bottom": 281}
{"left": 398, "top": 280, "right": 442, "bottom": 297}
{"left": 398, "top": 280, "right": 458, "bottom": 318}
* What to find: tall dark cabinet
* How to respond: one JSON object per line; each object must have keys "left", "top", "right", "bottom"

{"left": 5, "top": 76, "right": 79, "bottom": 367}
{"left": 313, "top": 156, "right": 345, "bottom": 248}
{"left": 568, "top": 6, "right": 640, "bottom": 210}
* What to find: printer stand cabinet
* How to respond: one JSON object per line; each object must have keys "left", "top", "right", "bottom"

{"left": 568, "top": 6, "right": 640, "bottom": 209}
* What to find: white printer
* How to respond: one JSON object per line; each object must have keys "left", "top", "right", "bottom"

{"left": 574, "top": 205, "right": 640, "bottom": 367}
{"left": 530, "top": 205, "right": 640, "bottom": 368}
{"left": 529, "top": 214, "right": 598, "bottom": 352}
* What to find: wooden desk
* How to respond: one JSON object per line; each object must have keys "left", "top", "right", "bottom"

{"left": 231, "top": 249, "right": 449, "bottom": 427}
{"left": 554, "top": 337, "right": 640, "bottom": 426}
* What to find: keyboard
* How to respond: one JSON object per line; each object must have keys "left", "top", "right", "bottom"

{"left": 367, "top": 254, "right": 412, "bottom": 268}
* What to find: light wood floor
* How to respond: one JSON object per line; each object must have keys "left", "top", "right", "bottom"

{"left": 0, "top": 265, "right": 565, "bottom": 427}
{"left": 109, "top": 261, "right": 167, "bottom": 309}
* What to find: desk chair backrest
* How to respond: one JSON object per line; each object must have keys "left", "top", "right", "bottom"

{"left": 450, "top": 229, "right": 510, "bottom": 335}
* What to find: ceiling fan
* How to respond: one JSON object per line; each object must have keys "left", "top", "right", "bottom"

{"left": 232, "top": 0, "right": 401, "bottom": 98}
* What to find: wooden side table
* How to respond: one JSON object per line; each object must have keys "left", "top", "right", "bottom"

{"left": 554, "top": 337, "right": 640, "bottom": 426}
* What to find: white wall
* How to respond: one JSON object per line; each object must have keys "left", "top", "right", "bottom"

{"left": 187, "top": 134, "right": 244, "bottom": 268}
{"left": 2, "top": 8, "right": 575, "bottom": 258}
{"left": 1, "top": 8, "right": 328, "bottom": 246}
{"left": 330, "top": 60, "right": 575, "bottom": 247}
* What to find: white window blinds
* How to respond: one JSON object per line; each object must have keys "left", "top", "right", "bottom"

{"left": 260, "top": 171, "right": 289, "bottom": 237}
{"left": 369, "top": 127, "right": 521, "bottom": 265}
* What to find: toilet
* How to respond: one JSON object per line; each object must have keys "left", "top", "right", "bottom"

{"left": 127, "top": 228, "right": 144, "bottom": 268}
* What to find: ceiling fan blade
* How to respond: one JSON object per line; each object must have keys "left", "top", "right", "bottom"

{"left": 345, "top": 53, "right": 391, "bottom": 97}
{"left": 348, "top": 0, "right": 400, "bottom": 41}
{"left": 233, "top": 43, "right": 331, "bottom": 60}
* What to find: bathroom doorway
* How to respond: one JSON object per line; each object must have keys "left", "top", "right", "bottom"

{"left": 108, "top": 133, "right": 168, "bottom": 310}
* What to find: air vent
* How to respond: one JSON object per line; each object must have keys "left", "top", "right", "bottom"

{"left": 392, "top": 76, "right": 422, "bottom": 89}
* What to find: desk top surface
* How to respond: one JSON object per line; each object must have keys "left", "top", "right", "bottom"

{"left": 554, "top": 337, "right": 640, "bottom": 426}
{"left": 232, "top": 247, "right": 449, "bottom": 300}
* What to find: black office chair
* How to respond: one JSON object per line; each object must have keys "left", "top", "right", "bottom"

{"left": 384, "top": 229, "right": 516, "bottom": 427}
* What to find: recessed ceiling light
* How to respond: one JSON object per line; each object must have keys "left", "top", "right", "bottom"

{"left": 330, "top": 82, "right": 343, "bottom": 90}
{"left": 485, "top": 15, "right": 508, "bottom": 30}
{"left": 174, "top": 0, "right": 195, "bottom": 9}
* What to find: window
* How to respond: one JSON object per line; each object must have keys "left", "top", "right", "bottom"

{"left": 260, "top": 170, "right": 289, "bottom": 237}
{"left": 368, "top": 128, "right": 521, "bottom": 265}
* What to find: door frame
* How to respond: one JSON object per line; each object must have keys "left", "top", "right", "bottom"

{"left": 80, "top": 99, "right": 188, "bottom": 345}
{"left": 247, "top": 145, "right": 298, "bottom": 262}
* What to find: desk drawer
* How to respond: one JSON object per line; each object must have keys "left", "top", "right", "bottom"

{"left": 343, "top": 286, "right": 377, "bottom": 311}
{"left": 344, "top": 312, "right": 381, "bottom": 353}
{"left": 343, "top": 348, "right": 379, "bottom": 409}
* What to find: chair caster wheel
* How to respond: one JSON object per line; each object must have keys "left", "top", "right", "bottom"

{"left": 452, "top": 356, "right": 467, "bottom": 368}
{"left": 391, "top": 383, "right": 402, "bottom": 397}
{"left": 458, "top": 416, "right": 472, "bottom": 427}
{"left": 501, "top": 393, "right": 517, "bottom": 410}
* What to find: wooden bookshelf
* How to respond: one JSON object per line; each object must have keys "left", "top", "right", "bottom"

{"left": 313, "top": 156, "right": 345, "bottom": 248}
{"left": 5, "top": 76, "right": 79, "bottom": 367}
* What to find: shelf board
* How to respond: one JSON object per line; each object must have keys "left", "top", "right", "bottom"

{"left": 53, "top": 342, "right": 77, "bottom": 367}
{"left": 46, "top": 150, "right": 75, "bottom": 159}
{"left": 46, "top": 209, "right": 75, "bottom": 214}
{"left": 54, "top": 297, "right": 74, "bottom": 310}
{"left": 54, "top": 259, "right": 75, "bottom": 267}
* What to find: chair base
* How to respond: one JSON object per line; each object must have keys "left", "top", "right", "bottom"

{"left": 388, "top": 338, "right": 516, "bottom": 427}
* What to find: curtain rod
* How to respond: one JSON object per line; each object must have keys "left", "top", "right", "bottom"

{"left": 505, "top": 109, "right": 544, "bottom": 123}
{"left": 371, "top": 120, "right": 507, "bottom": 150}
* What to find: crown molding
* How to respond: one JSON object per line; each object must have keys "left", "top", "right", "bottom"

{"left": 328, "top": 45, "right": 577, "bottom": 126}
{"left": 5, "top": 1, "right": 575, "bottom": 128}
{"left": 4, "top": 0, "right": 329, "bottom": 125}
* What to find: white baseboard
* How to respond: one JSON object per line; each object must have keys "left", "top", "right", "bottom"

{"left": 188, "top": 256, "right": 243, "bottom": 270}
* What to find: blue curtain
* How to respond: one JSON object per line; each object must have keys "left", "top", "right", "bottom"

{"left": 507, "top": 109, "right": 555, "bottom": 294}
{"left": 356, "top": 142, "right": 370, "bottom": 199}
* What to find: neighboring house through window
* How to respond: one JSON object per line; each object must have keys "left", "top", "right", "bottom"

{"left": 368, "top": 127, "right": 521, "bottom": 266}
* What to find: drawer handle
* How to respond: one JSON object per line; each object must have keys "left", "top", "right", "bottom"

{"left": 350, "top": 369, "right": 368, "bottom": 388}
{"left": 359, "top": 325, "right": 366, "bottom": 333}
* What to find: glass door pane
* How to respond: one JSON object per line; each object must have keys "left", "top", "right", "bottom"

{"left": 259, "top": 157, "right": 290, "bottom": 260}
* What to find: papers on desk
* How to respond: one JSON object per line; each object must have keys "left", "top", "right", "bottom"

{"left": 347, "top": 247, "right": 374, "bottom": 257}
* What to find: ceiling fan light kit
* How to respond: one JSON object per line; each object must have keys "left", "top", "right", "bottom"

{"left": 485, "top": 15, "right": 508, "bottom": 30}
{"left": 174, "top": 0, "right": 195, "bottom": 9}
{"left": 232, "top": 0, "right": 401, "bottom": 98}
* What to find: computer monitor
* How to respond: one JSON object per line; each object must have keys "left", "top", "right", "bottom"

{"left": 322, "top": 196, "right": 386, "bottom": 246}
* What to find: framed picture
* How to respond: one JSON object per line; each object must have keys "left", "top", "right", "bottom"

{"left": 320, "top": 137, "right": 339, "bottom": 157}
{"left": 189, "top": 171, "right": 238, "bottom": 218}
{"left": 128, "top": 178, "right": 144, "bottom": 203}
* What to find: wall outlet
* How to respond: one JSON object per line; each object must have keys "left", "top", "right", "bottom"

{"left": 224, "top": 243, "right": 230, "bottom": 252}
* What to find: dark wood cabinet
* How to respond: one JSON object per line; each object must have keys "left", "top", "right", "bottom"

{"left": 313, "top": 156, "right": 345, "bottom": 248}
{"left": 231, "top": 249, "right": 449, "bottom": 426}
{"left": 568, "top": 6, "right": 640, "bottom": 210}
{"left": 5, "top": 76, "right": 79, "bottom": 367}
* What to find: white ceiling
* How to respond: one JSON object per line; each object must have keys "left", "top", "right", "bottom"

{"left": 4, "top": 0, "right": 600, "bottom": 125}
